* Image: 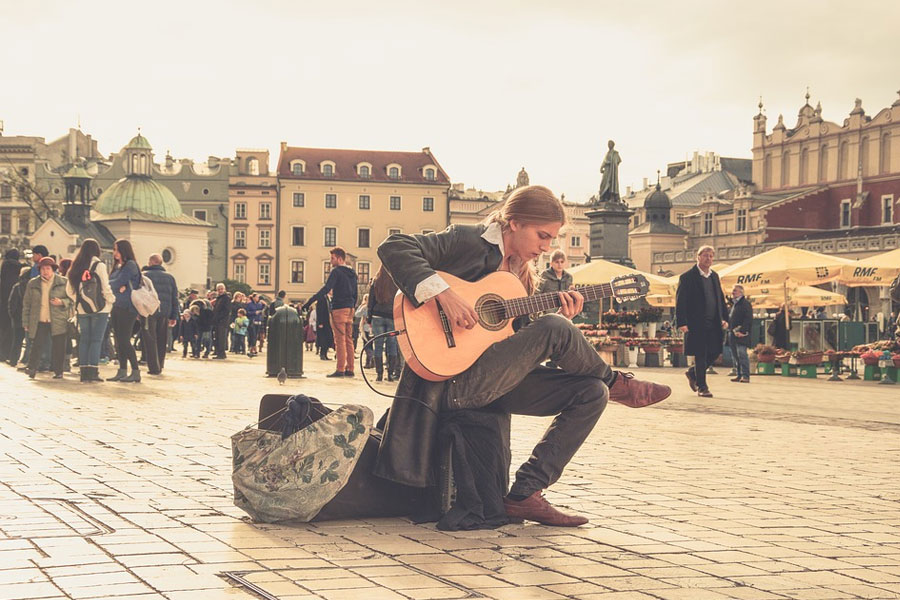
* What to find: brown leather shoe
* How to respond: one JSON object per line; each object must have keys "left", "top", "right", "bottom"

{"left": 685, "top": 368, "right": 698, "bottom": 392}
{"left": 503, "top": 491, "right": 588, "bottom": 527}
{"left": 608, "top": 372, "right": 671, "bottom": 408}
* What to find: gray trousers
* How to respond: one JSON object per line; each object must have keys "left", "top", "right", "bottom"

{"left": 445, "top": 314, "right": 613, "bottom": 498}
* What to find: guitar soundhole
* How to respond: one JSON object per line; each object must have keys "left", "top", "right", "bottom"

{"left": 476, "top": 295, "right": 507, "bottom": 331}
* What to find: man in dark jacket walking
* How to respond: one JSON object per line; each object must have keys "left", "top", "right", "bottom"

{"left": 6, "top": 266, "right": 30, "bottom": 366}
{"left": 211, "top": 282, "right": 231, "bottom": 359}
{"left": 676, "top": 245, "right": 729, "bottom": 398}
{"left": 0, "top": 249, "right": 22, "bottom": 362}
{"left": 727, "top": 284, "right": 753, "bottom": 383}
{"left": 141, "top": 254, "right": 179, "bottom": 374}
{"left": 302, "top": 247, "right": 357, "bottom": 377}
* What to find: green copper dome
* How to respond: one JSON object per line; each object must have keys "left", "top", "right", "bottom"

{"left": 125, "top": 134, "right": 153, "bottom": 150}
{"left": 94, "top": 176, "right": 183, "bottom": 219}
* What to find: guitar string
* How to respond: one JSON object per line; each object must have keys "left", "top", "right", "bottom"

{"left": 474, "top": 283, "right": 643, "bottom": 320}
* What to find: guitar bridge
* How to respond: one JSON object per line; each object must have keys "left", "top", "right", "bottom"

{"left": 435, "top": 299, "right": 456, "bottom": 349}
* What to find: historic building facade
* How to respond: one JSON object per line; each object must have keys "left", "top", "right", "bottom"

{"left": 636, "top": 91, "right": 900, "bottom": 317}
{"left": 228, "top": 149, "right": 277, "bottom": 296}
{"left": 0, "top": 124, "right": 103, "bottom": 253}
{"left": 275, "top": 144, "right": 451, "bottom": 301}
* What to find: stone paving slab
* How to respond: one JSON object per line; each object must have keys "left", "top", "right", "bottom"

{"left": 0, "top": 349, "right": 899, "bottom": 599}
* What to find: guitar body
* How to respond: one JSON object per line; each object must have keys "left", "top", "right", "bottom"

{"left": 393, "top": 271, "right": 526, "bottom": 382}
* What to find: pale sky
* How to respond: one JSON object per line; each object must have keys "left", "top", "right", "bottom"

{"left": 2, "top": 0, "right": 898, "bottom": 202}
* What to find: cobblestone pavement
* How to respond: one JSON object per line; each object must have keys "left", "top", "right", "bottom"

{"left": 1, "top": 349, "right": 899, "bottom": 600}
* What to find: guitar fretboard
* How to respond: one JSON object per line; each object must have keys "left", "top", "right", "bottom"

{"left": 502, "top": 283, "right": 615, "bottom": 318}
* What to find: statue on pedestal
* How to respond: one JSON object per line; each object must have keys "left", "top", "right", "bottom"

{"left": 596, "top": 140, "right": 621, "bottom": 204}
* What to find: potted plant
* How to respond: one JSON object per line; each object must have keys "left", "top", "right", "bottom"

{"left": 625, "top": 339, "right": 640, "bottom": 368}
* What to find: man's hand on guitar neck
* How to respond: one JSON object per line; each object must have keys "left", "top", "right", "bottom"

{"left": 558, "top": 289, "right": 584, "bottom": 320}
{"left": 436, "top": 287, "right": 479, "bottom": 330}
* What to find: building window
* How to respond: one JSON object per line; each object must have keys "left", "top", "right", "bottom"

{"left": 763, "top": 153, "right": 772, "bottom": 189}
{"left": 883, "top": 195, "right": 894, "bottom": 224}
{"left": 422, "top": 197, "right": 434, "bottom": 212}
{"left": 0, "top": 184, "right": 10, "bottom": 199}
{"left": 736, "top": 209, "right": 747, "bottom": 232}
{"left": 234, "top": 262, "right": 245, "bottom": 283}
{"left": 389, "top": 166, "right": 400, "bottom": 180}
{"left": 570, "top": 236, "right": 581, "bottom": 247}
{"left": 359, "top": 195, "right": 370, "bottom": 210}
{"left": 781, "top": 151, "right": 791, "bottom": 187}
{"left": 291, "top": 162, "right": 304, "bottom": 175}
{"left": 161, "top": 248, "right": 175, "bottom": 264}
{"left": 259, "top": 229, "right": 271, "bottom": 248}
{"left": 259, "top": 202, "right": 271, "bottom": 220}
{"left": 323, "top": 261, "right": 332, "bottom": 282}
{"left": 325, "top": 193, "right": 337, "bottom": 209}
{"left": 234, "top": 202, "right": 247, "bottom": 219}
{"left": 424, "top": 168, "right": 436, "bottom": 181}
{"left": 247, "top": 157, "right": 259, "bottom": 175}
{"left": 322, "top": 163, "right": 333, "bottom": 177}
{"left": 818, "top": 144, "right": 829, "bottom": 182}
{"left": 703, "top": 213, "right": 713, "bottom": 235}
{"left": 292, "top": 192, "right": 305, "bottom": 207}
{"left": 389, "top": 228, "right": 401, "bottom": 236}
{"left": 0, "top": 212, "right": 10, "bottom": 234}
{"left": 881, "top": 133, "right": 892, "bottom": 175}
{"left": 233, "top": 229, "right": 246, "bottom": 248}
{"left": 258, "top": 263, "right": 270, "bottom": 285}
{"left": 324, "top": 227, "right": 337, "bottom": 247}
{"left": 202, "top": 188, "right": 210, "bottom": 196}
{"left": 839, "top": 141, "right": 850, "bottom": 180}
{"left": 357, "top": 262, "right": 371, "bottom": 285}
{"left": 358, "top": 228, "right": 370, "bottom": 248}
{"left": 359, "top": 165, "right": 370, "bottom": 178}
{"left": 390, "top": 196, "right": 401, "bottom": 210}
{"left": 292, "top": 226, "right": 305, "bottom": 246}
{"left": 291, "top": 260, "right": 305, "bottom": 283}
{"left": 193, "top": 209, "right": 207, "bottom": 221}
{"left": 840, "top": 199, "right": 851, "bottom": 228}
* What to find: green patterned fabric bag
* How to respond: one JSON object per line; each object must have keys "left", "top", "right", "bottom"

{"left": 232, "top": 403, "right": 373, "bottom": 522}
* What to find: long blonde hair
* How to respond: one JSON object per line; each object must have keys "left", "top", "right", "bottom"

{"left": 485, "top": 185, "right": 566, "bottom": 295}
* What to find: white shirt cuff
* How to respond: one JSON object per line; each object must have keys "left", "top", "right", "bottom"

{"left": 414, "top": 273, "right": 449, "bottom": 305}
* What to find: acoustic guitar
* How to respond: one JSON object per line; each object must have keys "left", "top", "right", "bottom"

{"left": 393, "top": 270, "right": 650, "bottom": 382}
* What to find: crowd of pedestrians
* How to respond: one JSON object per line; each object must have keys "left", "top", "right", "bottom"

{"left": 0, "top": 240, "right": 401, "bottom": 384}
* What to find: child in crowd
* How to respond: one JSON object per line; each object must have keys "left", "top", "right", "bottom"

{"left": 232, "top": 308, "right": 249, "bottom": 355}
{"left": 179, "top": 308, "right": 199, "bottom": 358}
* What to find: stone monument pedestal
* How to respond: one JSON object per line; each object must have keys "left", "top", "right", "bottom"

{"left": 587, "top": 201, "right": 635, "bottom": 267}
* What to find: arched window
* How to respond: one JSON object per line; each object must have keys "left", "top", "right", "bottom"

{"left": 322, "top": 164, "right": 333, "bottom": 177}
{"left": 131, "top": 154, "right": 138, "bottom": 174}
{"left": 799, "top": 147, "right": 809, "bottom": 185}
{"left": 247, "top": 157, "right": 259, "bottom": 176}
{"left": 424, "top": 167, "right": 436, "bottom": 181}
{"left": 388, "top": 166, "right": 400, "bottom": 180}
{"left": 838, "top": 140, "right": 849, "bottom": 180}
{"left": 140, "top": 153, "right": 147, "bottom": 174}
{"left": 881, "top": 133, "right": 892, "bottom": 175}
{"left": 781, "top": 151, "right": 791, "bottom": 187}
{"left": 763, "top": 153, "right": 772, "bottom": 189}
{"left": 818, "top": 144, "right": 829, "bottom": 182}
{"left": 359, "top": 165, "right": 370, "bottom": 178}
{"left": 861, "top": 136, "right": 870, "bottom": 176}
{"left": 290, "top": 161, "right": 304, "bottom": 176}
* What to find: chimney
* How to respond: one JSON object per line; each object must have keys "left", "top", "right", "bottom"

{"left": 208, "top": 156, "right": 219, "bottom": 168}
{"left": 422, "top": 146, "right": 431, "bottom": 154}
{"left": 626, "top": 185, "right": 632, "bottom": 196}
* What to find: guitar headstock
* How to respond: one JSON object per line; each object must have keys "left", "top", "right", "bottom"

{"left": 610, "top": 274, "right": 650, "bottom": 302}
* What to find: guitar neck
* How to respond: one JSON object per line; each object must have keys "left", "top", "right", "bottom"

{"left": 503, "top": 284, "right": 614, "bottom": 318}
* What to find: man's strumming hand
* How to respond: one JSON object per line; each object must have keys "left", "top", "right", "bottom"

{"left": 436, "top": 288, "right": 478, "bottom": 331}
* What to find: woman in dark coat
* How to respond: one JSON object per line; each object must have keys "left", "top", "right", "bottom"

{"left": 6, "top": 266, "right": 31, "bottom": 366}
{"left": 0, "top": 249, "right": 22, "bottom": 362}
{"left": 772, "top": 305, "right": 789, "bottom": 350}
{"left": 107, "top": 239, "right": 142, "bottom": 382}
{"left": 313, "top": 296, "right": 333, "bottom": 360}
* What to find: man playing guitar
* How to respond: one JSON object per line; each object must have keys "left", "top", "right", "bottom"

{"left": 376, "top": 185, "right": 671, "bottom": 527}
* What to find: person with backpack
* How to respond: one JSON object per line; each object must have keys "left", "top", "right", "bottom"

{"left": 141, "top": 254, "right": 178, "bottom": 375}
{"left": 107, "top": 239, "right": 142, "bottom": 382}
{"left": 65, "top": 239, "right": 115, "bottom": 383}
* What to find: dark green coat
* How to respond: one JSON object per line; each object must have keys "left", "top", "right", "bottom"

{"left": 375, "top": 224, "right": 502, "bottom": 487}
{"left": 21, "top": 274, "right": 73, "bottom": 339}
{"left": 537, "top": 268, "right": 573, "bottom": 294}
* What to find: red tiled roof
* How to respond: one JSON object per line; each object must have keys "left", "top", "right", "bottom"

{"left": 277, "top": 145, "right": 451, "bottom": 184}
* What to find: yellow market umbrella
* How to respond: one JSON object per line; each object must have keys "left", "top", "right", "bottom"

{"left": 646, "top": 293, "right": 676, "bottom": 307}
{"left": 839, "top": 248, "right": 900, "bottom": 287}
{"left": 748, "top": 285, "right": 847, "bottom": 309}
{"left": 718, "top": 246, "right": 854, "bottom": 289}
